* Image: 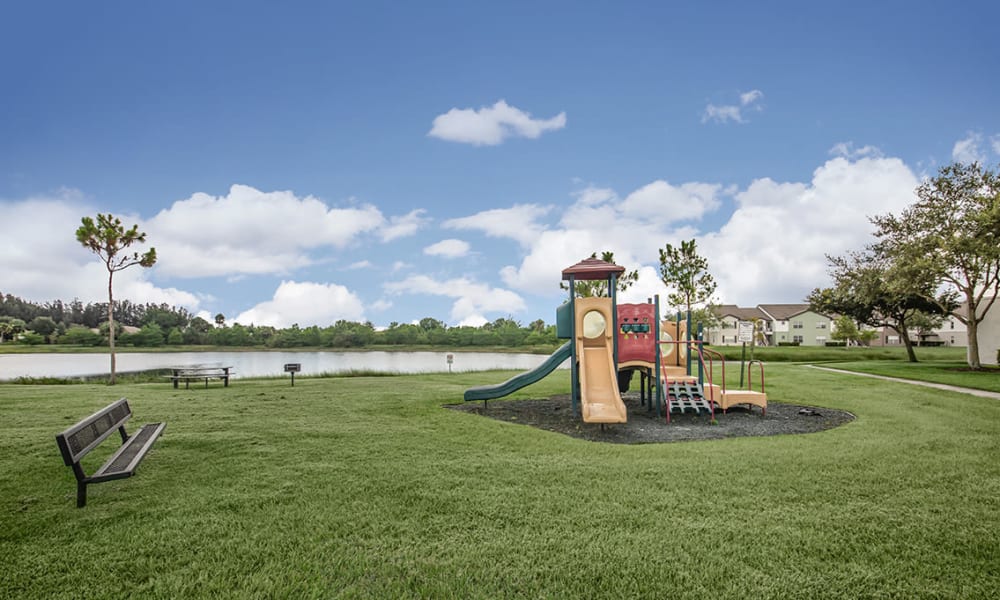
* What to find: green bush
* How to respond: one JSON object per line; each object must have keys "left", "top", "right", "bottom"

{"left": 825, "top": 341, "right": 847, "bottom": 347}
{"left": 17, "top": 332, "right": 45, "bottom": 345}
{"left": 777, "top": 341, "right": 801, "bottom": 347}
{"left": 59, "top": 327, "right": 102, "bottom": 346}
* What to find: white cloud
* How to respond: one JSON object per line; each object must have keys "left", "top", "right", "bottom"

{"left": 497, "top": 180, "right": 708, "bottom": 296}
{"left": 428, "top": 100, "right": 566, "bottom": 146}
{"left": 701, "top": 104, "right": 744, "bottom": 124}
{"left": 380, "top": 209, "right": 429, "bottom": 242}
{"left": 423, "top": 239, "right": 471, "bottom": 258}
{"left": 702, "top": 156, "right": 920, "bottom": 305}
{"left": 829, "top": 142, "right": 883, "bottom": 160}
{"left": 384, "top": 275, "right": 525, "bottom": 325}
{"left": 457, "top": 314, "right": 488, "bottom": 328}
{"left": 0, "top": 190, "right": 202, "bottom": 311}
{"left": 347, "top": 260, "right": 373, "bottom": 270}
{"left": 952, "top": 132, "right": 986, "bottom": 164}
{"left": 702, "top": 89, "right": 764, "bottom": 124}
{"left": 147, "top": 184, "right": 385, "bottom": 278}
{"left": 369, "top": 299, "right": 392, "bottom": 312}
{"left": 234, "top": 280, "right": 365, "bottom": 328}
{"left": 494, "top": 155, "right": 921, "bottom": 315}
{"left": 620, "top": 180, "right": 724, "bottom": 222}
{"left": 991, "top": 135, "right": 1000, "bottom": 156}
{"left": 740, "top": 90, "right": 763, "bottom": 106}
{"left": 572, "top": 185, "right": 617, "bottom": 206}
{"left": 443, "top": 204, "right": 551, "bottom": 246}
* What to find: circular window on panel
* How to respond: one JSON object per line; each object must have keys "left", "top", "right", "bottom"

{"left": 659, "top": 331, "right": 675, "bottom": 356}
{"left": 582, "top": 311, "right": 606, "bottom": 338}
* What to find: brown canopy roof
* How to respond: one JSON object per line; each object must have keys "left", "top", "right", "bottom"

{"left": 561, "top": 257, "right": 626, "bottom": 281}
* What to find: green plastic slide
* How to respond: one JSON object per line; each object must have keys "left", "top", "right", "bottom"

{"left": 463, "top": 342, "right": 572, "bottom": 401}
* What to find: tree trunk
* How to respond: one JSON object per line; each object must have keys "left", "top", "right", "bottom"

{"left": 108, "top": 271, "right": 116, "bottom": 385}
{"left": 891, "top": 323, "right": 918, "bottom": 363}
{"left": 966, "top": 316, "right": 981, "bottom": 370}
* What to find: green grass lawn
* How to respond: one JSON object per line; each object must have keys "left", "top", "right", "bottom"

{"left": 710, "top": 344, "right": 969, "bottom": 364}
{"left": 2, "top": 366, "right": 998, "bottom": 598}
{"left": 820, "top": 360, "right": 1000, "bottom": 394}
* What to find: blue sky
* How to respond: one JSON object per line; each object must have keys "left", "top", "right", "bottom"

{"left": 2, "top": 1, "right": 999, "bottom": 328}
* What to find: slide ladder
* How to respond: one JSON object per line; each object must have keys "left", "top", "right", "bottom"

{"left": 664, "top": 380, "right": 714, "bottom": 419}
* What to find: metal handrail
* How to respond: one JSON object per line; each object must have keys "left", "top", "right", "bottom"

{"left": 747, "top": 359, "right": 765, "bottom": 394}
{"left": 699, "top": 346, "right": 726, "bottom": 395}
{"left": 659, "top": 339, "right": 716, "bottom": 422}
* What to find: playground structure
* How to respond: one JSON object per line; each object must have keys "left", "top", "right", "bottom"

{"left": 464, "top": 257, "right": 767, "bottom": 423}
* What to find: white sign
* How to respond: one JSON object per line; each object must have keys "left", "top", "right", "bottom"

{"left": 737, "top": 321, "right": 754, "bottom": 343}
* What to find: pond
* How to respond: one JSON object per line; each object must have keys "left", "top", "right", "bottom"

{"left": 0, "top": 350, "right": 571, "bottom": 381}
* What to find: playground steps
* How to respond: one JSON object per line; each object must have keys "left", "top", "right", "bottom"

{"left": 665, "top": 381, "right": 714, "bottom": 416}
{"left": 718, "top": 390, "right": 768, "bottom": 415}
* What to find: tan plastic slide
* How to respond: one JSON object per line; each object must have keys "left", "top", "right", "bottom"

{"left": 575, "top": 297, "right": 628, "bottom": 424}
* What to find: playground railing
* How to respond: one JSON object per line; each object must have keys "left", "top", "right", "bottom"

{"left": 698, "top": 346, "right": 726, "bottom": 396}
{"left": 659, "top": 339, "right": 716, "bottom": 422}
{"left": 747, "top": 359, "right": 766, "bottom": 394}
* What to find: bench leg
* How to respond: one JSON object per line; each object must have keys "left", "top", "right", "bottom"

{"left": 173, "top": 378, "right": 179, "bottom": 389}
{"left": 77, "top": 480, "right": 87, "bottom": 508}
{"left": 224, "top": 376, "right": 229, "bottom": 387}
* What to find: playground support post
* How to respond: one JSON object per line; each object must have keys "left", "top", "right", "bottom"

{"left": 696, "top": 323, "right": 704, "bottom": 386}
{"left": 740, "top": 342, "right": 746, "bottom": 388}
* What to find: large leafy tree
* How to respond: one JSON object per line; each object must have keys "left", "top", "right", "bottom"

{"left": 807, "top": 249, "right": 954, "bottom": 362}
{"left": 871, "top": 162, "right": 1000, "bottom": 368}
{"left": 76, "top": 213, "right": 157, "bottom": 384}
{"left": 658, "top": 239, "right": 717, "bottom": 318}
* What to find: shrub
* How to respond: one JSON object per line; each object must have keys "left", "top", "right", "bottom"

{"left": 825, "top": 341, "right": 847, "bottom": 347}
{"left": 777, "top": 341, "right": 801, "bottom": 347}
{"left": 59, "top": 327, "right": 102, "bottom": 346}
{"left": 17, "top": 332, "right": 45, "bottom": 345}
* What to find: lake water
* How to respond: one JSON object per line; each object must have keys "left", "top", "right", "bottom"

{"left": 0, "top": 350, "right": 570, "bottom": 380}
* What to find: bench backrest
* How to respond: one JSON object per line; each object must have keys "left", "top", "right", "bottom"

{"left": 55, "top": 398, "right": 132, "bottom": 466}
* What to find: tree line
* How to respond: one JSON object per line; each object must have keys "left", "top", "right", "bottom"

{"left": 0, "top": 294, "right": 558, "bottom": 349}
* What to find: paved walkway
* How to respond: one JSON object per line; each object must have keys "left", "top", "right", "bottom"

{"left": 804, "top": 365, "right": 1000, "bottom": 400}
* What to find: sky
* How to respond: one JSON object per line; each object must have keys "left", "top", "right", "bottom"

{"left": 2, "top": 1, "right": 999, "bottom": 329}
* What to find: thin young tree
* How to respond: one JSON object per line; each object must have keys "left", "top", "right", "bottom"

{"left": 658, "top": 239, "right": 717, "bottom": 320}
{"left": 76, "top": 213, "right": 157, "bottom": 384}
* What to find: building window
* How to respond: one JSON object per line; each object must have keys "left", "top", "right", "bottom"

{"left": 817, "top": 322, "right": 827, "bottom": 329}
{"left": 816, "top": 336, "right": 827, "bottom": 343}
{"left": 950, "top": 320, "right": 954, "bottom": 330}
{"left": 793, "top": 335, "right": 804, "bottom": 343}
{"left": 792, "top": 321, "right": 803, "bottom": 329}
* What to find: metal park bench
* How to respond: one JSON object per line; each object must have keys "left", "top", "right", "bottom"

{"left": 55, "top": 398, "right": 165, "bottom": 507}
{"left": 165, "top": 366, "right": 234, "bottom": 388}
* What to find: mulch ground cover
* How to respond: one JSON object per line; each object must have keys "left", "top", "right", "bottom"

{"left": 447, "top": 392, "right": 855, "bottom": 444}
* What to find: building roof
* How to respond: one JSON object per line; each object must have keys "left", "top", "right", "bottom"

{"left": 757, "top": 304, "right": 815, "bottom": 320}
{"left": 712, "top": 305, "right": 770, "bottom": 321}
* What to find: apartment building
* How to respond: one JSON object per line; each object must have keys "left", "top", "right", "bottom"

{"left": 706, "top": 304, "right": 834, "bottom": 346}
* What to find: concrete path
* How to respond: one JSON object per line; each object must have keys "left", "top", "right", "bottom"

{"left": 804, "top": 365, "right": 1000, "bottom": 401}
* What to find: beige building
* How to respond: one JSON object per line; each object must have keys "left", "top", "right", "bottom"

{"left": 707, "top": 304, "right": 834, "bottom": 346}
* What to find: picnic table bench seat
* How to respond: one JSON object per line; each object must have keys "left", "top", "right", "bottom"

{"left": 165, "top": 366, "right": 234, "bottom": 388}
